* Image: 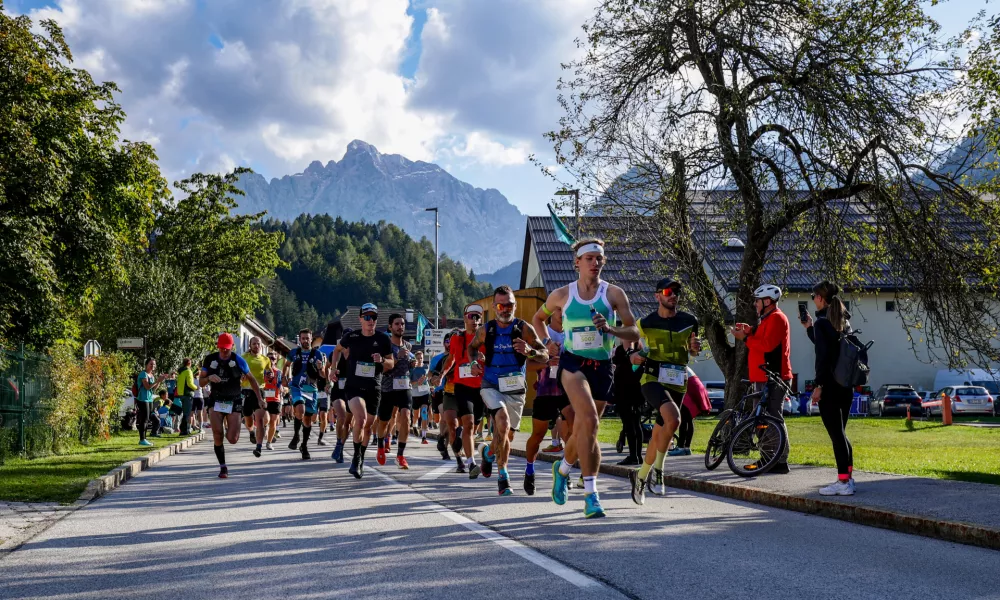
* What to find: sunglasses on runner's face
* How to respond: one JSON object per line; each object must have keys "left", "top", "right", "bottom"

{"left": 361, "top": 314, "right": 377, "bottom": 322}
{"left": 465, "top": 313, "right": 482, "bottom": 321}
{"left": 658, "top": 288, "right": 679, "bottom": 297}
{"left": 495, "top": 303, "right": 515, "bottom": 310}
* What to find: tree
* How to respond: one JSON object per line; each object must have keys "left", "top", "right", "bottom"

{"left": 0, "top": 7, "right": 167, "bottom": 349}
{"left": 547, "top": 0, "right": 1000, "bottom": 405}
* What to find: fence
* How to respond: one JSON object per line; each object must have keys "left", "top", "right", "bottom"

{"left": 0, "top": 345, "right": 53, "bottom": 458}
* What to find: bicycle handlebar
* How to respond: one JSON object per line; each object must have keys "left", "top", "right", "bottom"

{"left": 757, "top": 365, "right": 794, "bottom": 396}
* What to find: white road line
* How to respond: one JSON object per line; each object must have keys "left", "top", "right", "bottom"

{"left": 370, "top": 468, "right": 606, "bottom": 591}
{"left": 416, "top": 463, "right": 456, "bottom": 481}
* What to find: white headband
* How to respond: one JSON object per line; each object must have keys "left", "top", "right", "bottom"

{"left": 576, "top": 243, "right": 605, "bottom": 257}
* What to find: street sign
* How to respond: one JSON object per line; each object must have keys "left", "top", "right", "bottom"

{"left": 117, "top": 337, "right": 144, "bottom": 350}
{"left": 83, "top": 340, "right": 101, "bottom": 357}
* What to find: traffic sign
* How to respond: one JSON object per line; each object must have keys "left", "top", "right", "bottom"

{"left": 117, "top": 337, "right": 144, "bottom": 350}
{"left": 83, "top": 340, "right": 101, "bottom": 357}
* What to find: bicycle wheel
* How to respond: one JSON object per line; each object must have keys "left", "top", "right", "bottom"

{"left": 726, "top": 415, "right": 786, "bottom": 477}
{"left": 704, "top": 409, "right": 734, "bottom": 470}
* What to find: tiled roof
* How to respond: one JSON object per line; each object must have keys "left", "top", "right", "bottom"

{"left": 336, "top": 307, "right": 428, "bottom": 337}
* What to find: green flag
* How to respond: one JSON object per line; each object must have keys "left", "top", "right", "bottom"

{"left": 547, "top": 203, "right": 576, "bottom": 246}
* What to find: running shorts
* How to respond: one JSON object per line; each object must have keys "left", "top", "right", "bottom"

{"left": 641, "top": 382, "right": 682, "bottom": 426}
{"left": 209, "top": 395, "right": 243, "bottom": 415}
{"left": 532, "top": 394, "right": 569, "bottom": 424}
{"left": 290, "top": 386, "right": 319, "bottom": 416}
{"left": 557, "top": 352, "right": 614, "bottom": 402}
{"left": 344, "top": 386, "right": 380, "bottom": 416}
{"left": 191, "top": 397, "right": 204, "bottom": 412}
{"left": 412, "top": 394, "right": 430, "bottom": 409}
{"left": 378, "top": 390, "right": 413, "bottom": 421}
{"left": 452, "top": 383, "right": 484, "bottom": 421}
{"left": 317, "top": 391, "right": 330, "bottom": 412}
{"left": 266, "top": 401, "right": 281, "bottom": 415}
{"left": 240, "top": 390, "right": 261, "bottom": 417}
{"left": 481, "top": 387, "right": 525, "bottom": 431}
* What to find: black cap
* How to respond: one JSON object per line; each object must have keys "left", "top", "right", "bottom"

{"left": 655, "top": 277, "right": 682, "bottom": 292}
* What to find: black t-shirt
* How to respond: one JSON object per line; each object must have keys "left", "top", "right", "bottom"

{"left": 201, "top": 352, "right": 250, "bottom": 399}
{"left": 341, "top": 330, "right": 393, "bottom": 390}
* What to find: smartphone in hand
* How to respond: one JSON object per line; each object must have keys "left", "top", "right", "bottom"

{"left": 798, "top": 304, "right": 809, "bottom": 323}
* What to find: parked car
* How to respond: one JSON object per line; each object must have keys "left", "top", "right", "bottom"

{"left": 120, "top": 389, "right": 135, "bottom": 417}
{"left": 869, "top": 384, "right": 923, "bottom": 417}
{"left": 704, "top": 381, "right": 726, "bottom": 414}
{"left": 925, "top": 386, "right": 994, "bottom": 417}
{"left": 932, "top": 369, "right": 1000, "bottom": 398}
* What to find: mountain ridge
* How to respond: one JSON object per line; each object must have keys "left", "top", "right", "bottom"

{"left": 233, "top": 140, "right": 526, "bottom": 273}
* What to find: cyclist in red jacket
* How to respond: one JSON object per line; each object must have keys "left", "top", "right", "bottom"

{"left": 732, "top": 284, "right": 792, "bottom": 473}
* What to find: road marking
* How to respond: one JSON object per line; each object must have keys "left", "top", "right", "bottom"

{"left": 370, "top": 468, "right": 606, "bottom": 591}
{"left": 416, "top": 464, "right": 455, "bottom": 481}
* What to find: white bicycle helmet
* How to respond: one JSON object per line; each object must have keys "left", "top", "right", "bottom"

{"left": 753, "top": 284, "right": 782, "bottom": 301}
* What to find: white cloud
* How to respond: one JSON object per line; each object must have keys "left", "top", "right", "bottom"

{"left": 451, "top": 132, "right": 529, "bottom": 167}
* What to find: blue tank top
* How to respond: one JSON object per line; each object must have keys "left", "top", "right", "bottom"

{"left": 483, "top": 321, "right": 525, "bottom": 388}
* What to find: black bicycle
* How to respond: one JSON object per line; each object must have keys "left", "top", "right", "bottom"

{"left": 704, "top": 366, "right": 789, "bottom": 477}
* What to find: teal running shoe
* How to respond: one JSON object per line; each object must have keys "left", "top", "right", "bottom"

{"left": 551, "top": 460, "right": 569, "bottom": 505}
{"left": 480, "top": 443, "right": 493, "bottom": 478}
{"left": 139, "top": 439, "right": 153, "bottom": 447}
{"left": 583, "top": 492, "right": 606, "bottom": 518}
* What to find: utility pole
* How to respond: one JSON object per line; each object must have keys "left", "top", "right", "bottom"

{"left": 425, "top": 207, "right": 440, "bottom": 327}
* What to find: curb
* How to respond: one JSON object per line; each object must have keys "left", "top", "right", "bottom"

{"left": 0, "top": 431, "right": 206, "bottom": 562}
{"left": 428, "top": 431, "right": 1000, "bottom": 551}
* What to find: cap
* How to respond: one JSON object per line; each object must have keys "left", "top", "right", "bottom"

{"left": 655, "top": 277, "right": 682, "bottom": 292}
{"left": 361, "top": 302, "right": 378, "bottom": 314}
{"left": 464, "top": 304, "right": 484, "bottom": 315}
{"left": 217, "top": 333, "right": 235, "bottom": 350}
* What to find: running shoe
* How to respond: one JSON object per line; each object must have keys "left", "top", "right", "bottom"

{"left": 265, "top": 442, "right": 273, "bottom": 451}
{"left": 421, "top": 437, "right": 429, "bottom": 445}
{"left": 317, "top": 438, "right": 328, "bottom": 446}
{"left": 273, "top": 431, "right": 281, "bottom": 439}
{"left": 523, "top": 473, "right": 535, "bottom": 496}
{"left": 397, "top": 456, "right": 409, "bottom": 470}
{"left": 456, "top": 457, "right": 467, "bottom": 473}
{"left": 250, "top": 430, "right": 256, "bottom": 444}
{"left": 376, "top": 442, "right": 387, "bottom": 466}
{"left": 468, "top": 462, "right": 481, "bottom": 479}
{"left": 650, "top": 469, "right": 665, "bottom": 496}
{"left": 583, "top": 493, "right": 606, "bottom": 518}
{"left": 288, "top": 435, "right": 300, "bottom": 450}
{"left": 349, "top": 458, "right": 362, "bottom": 479}
{"left": 139, "top": 440, "right": 153, "bottom": 447}
{"left": 617, "top": 456, "right": 640, "bottom": 466}
{"left": 542, "top": 443, "right": 563, "bottom": 453}
{"left": 475, "top": 432, "right": 484, "bottom": 443}
{"left": 480, "top": 444, "right": 493, "bottom": 478}
{"left": 300, "top": 445, "right": 311, "bottom": 460}
{"left": 551, "top": 460, "right": 569, "bottom": 505}
{"left": 485, "top": 433, "right": 493, "bottom": 442}
{"left": 629, "top": 469, "right": 647, "bottom": 505}
{"left": 436, "top": 435, "right": 446, "bottom": 453}
{"left": 218, "top": 466, "right": 229, "bottom": 479}
{"left": 498, "top": 477, "right": 512, "bottom": 496}
{"left": 253, "top": 446, "right": 262, "bottom": 458}
{"left": 391, "top": 435, "right": 398, "bottom": 445}
{"left": 577, "top": 475, "right": 584, "bottom": 489}
{"left": 332, "top": 442, "right": 344, "bottom": 462}
{"left": 819, "top": 480, "right": 855, "bottom": 496}
{"left": 667, "top": 447, "right": 691, "bottom": 456}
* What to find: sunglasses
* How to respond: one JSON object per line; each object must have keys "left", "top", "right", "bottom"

{"left": 495, "top": 303, "right": 515, "bottom": 310}
{"left": 466, "top": 313, "right": 483, "bottom": 320}
{"left": 658, "top": 288, "right": 679, "bottom": 297}
{"left": 361, "top": 314, "right": 378, "bottom": 322}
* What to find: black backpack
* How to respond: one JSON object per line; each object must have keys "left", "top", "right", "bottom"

{"left": 834, "top": 326, "right": 874, "bottom": 388}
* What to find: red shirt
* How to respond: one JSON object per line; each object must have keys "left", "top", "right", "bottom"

{"left": 449, "top": 331, "right": 482, "bottom": 389}
{"left": 745, "top": 307, "right": 792, "bottom": 382}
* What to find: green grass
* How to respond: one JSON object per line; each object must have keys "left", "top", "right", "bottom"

{"left": 0, "top": 431, "right": 194, "bottom": 504}
{"left": 523, "top": 415, "right": 1000, "bottom": 485}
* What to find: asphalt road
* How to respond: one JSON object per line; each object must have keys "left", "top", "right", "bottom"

{"left": 1, "top": 430, "right": 997, "bottom": 600}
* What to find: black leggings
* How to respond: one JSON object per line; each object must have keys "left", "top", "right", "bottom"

{"left": 616, "top": 394, "right": 642, "bottom": 459}
{"left": 818, "top": 383, "right": 854, "bottom": 476}
{"left": 137, "top": 402, "right": 152, "bottom": 441}
{"left": 677, "top": 405, "right": 694, "bottom": 448}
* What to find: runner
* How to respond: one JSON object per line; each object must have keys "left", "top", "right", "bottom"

{"left": 330, "top": 303, "right": 394, "bottom": 479}
{"left": 376, "top": 314, "right": 416, "bottom": 469}
{"left": 200, "top": 333, "right": 263, "bottom": 478}
{"left": 469, "top": 286, "right": 549, "bottom": 496}
{"left": 262, "top": 351, "right": 284, "bottom": 451}
{"left": 441, "top": 305, "right": 486, "bottom": 477}
{"left": 242, "top": 337, "right": 272, "bottom": 457}
{"left": 533, "top": 238, "right": 640, "bottom": 518}
{"left": 315, "top": 367, "right": 331, "bottom": 447}
{"left": 524, "top": 309, "right": 572, "bottom": 495}
{"left": 409, "top": 351, "right": 432, "bottom": 445}
{"left": 429, "top": 332, "right": 454, "bottom": 460}
{"left": 191, "top": 382, "right": 205, "bottom": 433}
{"left": 282, "top": 329, "right": 326, "bottom": 460}
{"left": 627, "top": 278, "right": 701, "bottom": 505}
{"left": 329, "top": 329, "right": 353, "bottom": 463}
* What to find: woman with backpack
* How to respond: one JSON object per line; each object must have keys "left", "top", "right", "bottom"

{"left": 802, "top": 281, "right": 856, "bottom": 496}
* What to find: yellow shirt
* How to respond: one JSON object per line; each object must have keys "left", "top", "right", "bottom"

{"left": 242, "top": 352, "right": 271, "bottom": 389}
{"left": 175, "top": 367, "right": 198, "bottom": 396}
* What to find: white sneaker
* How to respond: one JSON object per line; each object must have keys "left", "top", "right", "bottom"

{"left": 265, "top": 442, "right": 273, "bottom": 451}
{"left": 819, "top": 480, "right": 855, "bottom": 496}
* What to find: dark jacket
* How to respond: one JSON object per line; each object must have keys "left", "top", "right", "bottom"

{"left": 807, "top": 308, "right": 847, "bottom": 387}
{"left": 612, "top": 344, "right": 643, "bottom": 401}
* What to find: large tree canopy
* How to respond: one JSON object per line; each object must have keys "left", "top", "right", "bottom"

{"left": 548, "top": 0, "right": 1000, "bottom": 402}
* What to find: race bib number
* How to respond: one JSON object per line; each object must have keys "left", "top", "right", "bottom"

{"left": 549, "top": 365, "right": 558, "bottom": 379}
{"left": 338, "top": 379, "right": 346, "bottom": 390}
{"left": 356, "top": 362, "right": 376, "bottom": 378}
{"left": 393, "top": 376, "right": 411, "bottom": 390}
{"left": 499, "top": 374, "right": 525, "bottom": 393}
{"left": 264, "top": 390, "right": 276, "bottom": 399}
{"left": 318, "top": 392, "right": 328, "bottom": 400}
{"left": 572, "top": 326, "right": 603, "bottom": 351}
{"left": 658, "top": 364, "right": 686, "bottom": 387}
{"left": 415, "top": 384, "right": 430, "bottom": 395}
{"left": 214, "top": 401, "right": 233, "bottom": 414}
{"left": 459, "top": 364, "right": 474, "bottom": 379}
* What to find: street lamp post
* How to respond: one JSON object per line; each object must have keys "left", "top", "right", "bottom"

{"left": 425, "top": 207, "right": 440, "bottom": 327}
{"left": 554, "top": 189, "right": 581, "bottom": 238}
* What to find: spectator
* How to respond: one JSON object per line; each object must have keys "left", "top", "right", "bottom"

{"left": 612, "top": 337, "right": 643, "bottom": 465}
{"left": 670, "top": 367, "right": 711, "bottom": 455}
{"left": 136, "top": 358, "right": 170, "bottom": 447}
{"left": 802, "top": 281, "right": 856, "bottom": 496}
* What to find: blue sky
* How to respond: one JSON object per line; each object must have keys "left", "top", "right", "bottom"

{"left": 6, "top": 0, "right": 994, "bottom": 217}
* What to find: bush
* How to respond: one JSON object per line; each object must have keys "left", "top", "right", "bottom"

{"left": 80, "top": 352, "right": 131, "bottom": 441}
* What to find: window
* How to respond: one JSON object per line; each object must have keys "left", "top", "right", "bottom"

{"left": 885, "top": 301, "right": 896, "bottom": 312}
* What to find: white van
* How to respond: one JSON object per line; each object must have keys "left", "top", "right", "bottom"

{"left": 932, "top": 369, "right": 1000, "bottom": 396}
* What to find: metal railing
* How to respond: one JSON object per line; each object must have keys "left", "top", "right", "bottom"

{"left": 0, "top": 344, "right": 53, "bottom": 456}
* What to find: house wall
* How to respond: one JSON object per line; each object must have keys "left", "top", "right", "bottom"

{"left": 686, "top": 293, "right": 988, "bottom": 393}
{"left": 524, "top": 242, "right": 543, "bottom": 289}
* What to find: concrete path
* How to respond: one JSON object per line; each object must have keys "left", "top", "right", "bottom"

{"left": 1, "top": 431, "right": 998, "bottom": 600}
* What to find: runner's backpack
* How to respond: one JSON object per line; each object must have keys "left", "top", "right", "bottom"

{"left": 834, "top": 327, "right": 873, "bottom": 388}
{"left": 484, "top": 319, "right": 526, "bottom": 368}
